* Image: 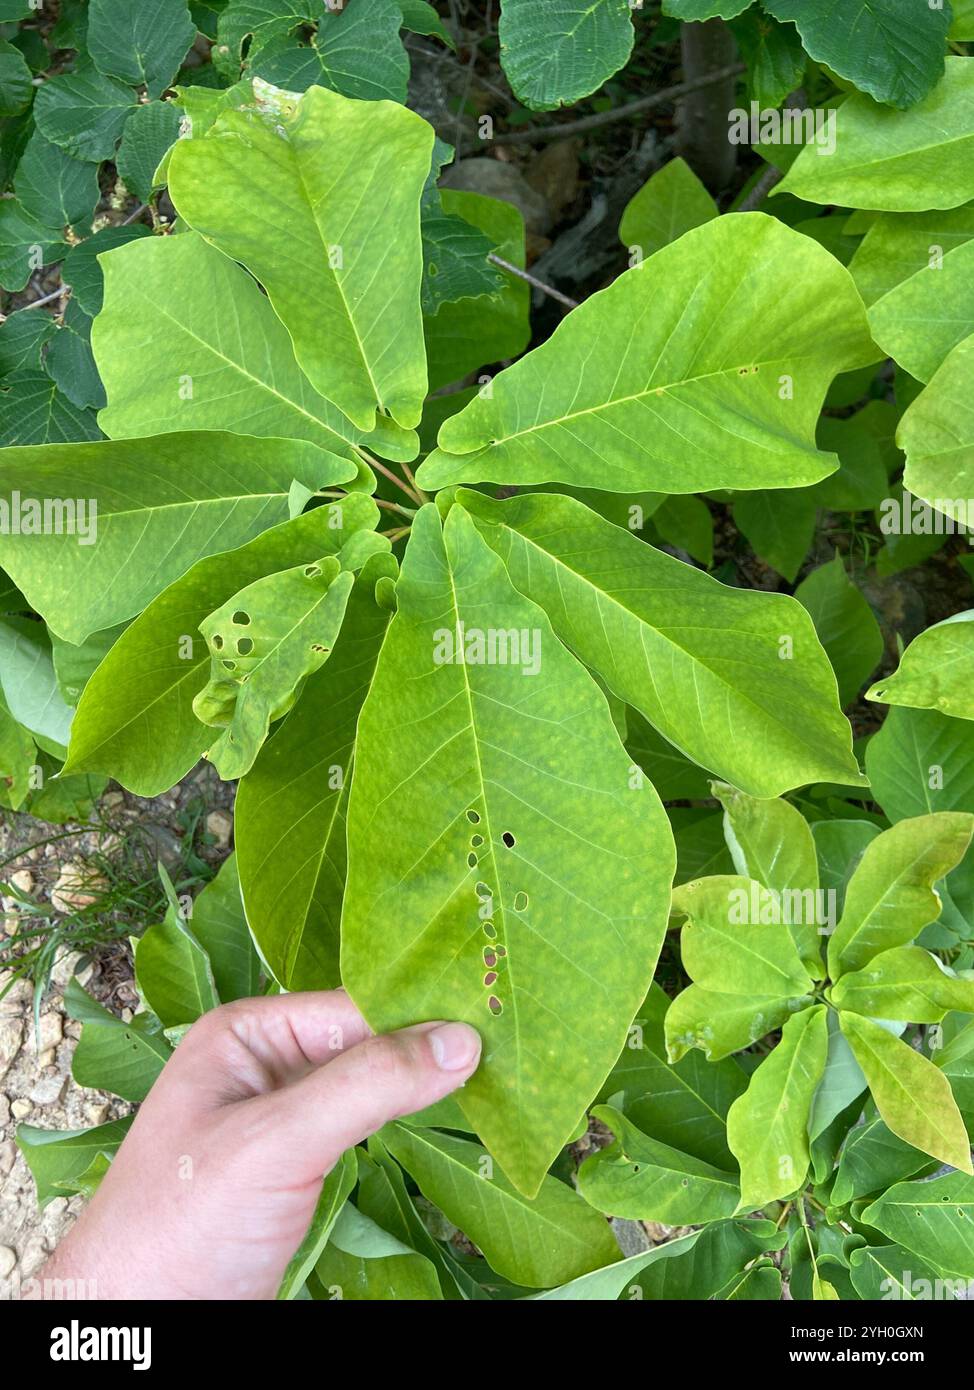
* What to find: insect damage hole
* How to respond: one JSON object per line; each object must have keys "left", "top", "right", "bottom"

{"left": 513, "top": 891, "right": 528, "bottom": 912}
{"left": 487, "top": 995, "right": 503, "bottom": 1016}
{"left": 232, "top": 610, "right": 251, "bottom": 625}
{"left": 501, "top": 831, "right": 516, "bottom": 848}
{"left": 236, "top": 637, "right": 253, "bottom": 655}
{"left": 483, "top": 971, "right": 497, "bottom": 987}
{"left": 212, "top": 634, "right": 224, "bottom": 650}
{"left": 466, "top": 809, "right": 481, "bottom": 824}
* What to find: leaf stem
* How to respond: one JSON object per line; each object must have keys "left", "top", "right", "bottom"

{"left": 356, "top": 450, "right": 424, "bottom": 506}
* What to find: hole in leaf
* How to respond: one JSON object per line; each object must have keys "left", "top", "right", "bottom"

{"left": 513, "top": 891, "right": 528, "bottom": 912}
{"left": 310, "top": 643, "right": 329, "bottom": 654}
{"left": 304, "top": 564, "right": 322, "bottom": 578}
{"left": 467, "top": 852, "right": 477, "bottom": 869}
{"left": 233, "top": 610, "right": 251, "bottom": 625}
{"left": 487, "top": 995, "right": 503, "bottom": 1016}
{"left": 475, "top": 881, "right": 491, "bottom": 900}
{"left": 484, "top": 949, "right": 496, "bottom": 967}
{"left": 466, "top": 809, "right": 480, "bottom": 824}
{"left": 482, "top": 921, "right": 496, "bottom": 939}
{"left": 236, "top": 637, "right": 253, "bottom": 655}
{"left": 484, "top": 971, "right": 497, "bottom": 987}
{"left": 496, "top": 944, "right": 507, "bottom": 957}
{"left": 471, "top": 834, "right": 484, "bottom": 848}
{"left": 213, "top": 634, "right": 224, "bottom": 650}
{"left": 222, "top": 659, "right": 236, "bottom": 671}
{"left": 502, "top": 831, "right": 516, "bottom": 848}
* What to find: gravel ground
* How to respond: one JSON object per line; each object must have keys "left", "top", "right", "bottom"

{"left": 0, "top": 768, "right": 233, "bottom": 1299}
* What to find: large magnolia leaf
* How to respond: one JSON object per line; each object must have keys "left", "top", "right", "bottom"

{"left": 186, "top": 854, "right": 261, "bottom": 1004}
{"left": 192, "top": 555, "right": 354, "bottom": 779}
{"left": 827, "top": 812, "right": 974, "bottom": 978}
{"left": 498, "top": 0, "right": 635, "bottom": 111}
{"left": 381, "top": 1124, "right": 619, "bottom": 1287}
{"left": 0, "top": 432, "right": 357, "bottom": 644}
{"left": 849, "top": 206, "right": 974, "bottom": 306}
{"left": 868, "top": 612, "right": 974, "bottom": 721}
{"left": 867, "top": 240, "right": 974, "bottom": 382}
{"left": 762, "top": 0, "right": 950, "bottom": 109}
{"left": 831, "top": 1115, "right": 932, "bottom": 1207}
{"left": 896, "top": 339, "right": 974, "bottom": 537}
{"left": 93, "top": 232, "right": 416, "bottom": 463}
{"left": 417, "top": 214, "right": 875, "bottom": 495}
{"left": 863, "top": 1174, "right": 974, "bottom": 1279}
{"left": 831, "top": 945, "right": 974, "bottom": 1022}
{"left": 618, "top": 157, "right": 718, "bottom": 261}
{"left": 134, "top": 900, "right": 220, "bottom": 1029}
{"left": 457, "top": 491, "right": 864, "bottom": 798}
{"left": 62, "top": 498, "right": 378, "bottom": 796}
{"left": 167, "top": 81, "right": 432, "bottom": 431}
{"left": 341, "top": 504, "right": 676, "bottom": 1196}
{"left": 841, "top": 1013, "right": 973, "bottom": 1173}
{"left": 726, "top": 1004, "right": 829, "bottom": 1209}
{"left": 778, "top": 59, "right": 974, "bottom": 211}
{"left": 236, "top": 555, "right": 395, "bottom": 991}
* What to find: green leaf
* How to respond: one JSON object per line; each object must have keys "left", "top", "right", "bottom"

{"left": 663, "top": 1, "right": 753, "bottom": 17}
{"left": 841, "top": 1012, "right": 973, "bottom": 1172}
{"left": 831, "top": 1115, "right": 932, "bottom": 1206}
{"left": 625, "top": 711, "right": 711, "bottom": 801}
{"left": 277, "top": 1148, "right": 357, "bottom": 1300}
{"left": 867, "top": 707, "right": 974, "bottom": 823}
{"left": 722, "top": 1260, "right": 782, "bottom": 1300}
{"left": 850, "top": 1243, "right": 963, "bottom": 1300}
{"left": 116, "top": 99, "right": 183, "bottom": 202}
{"left": 186, "top": 854, "right": 261, "bottom": 1003}
{"left": 762, "top": 0, "right": 950, "bottom": 109}
{"left": 498, "top": 0, "right": 635, "bottom": 111}
{"left": 777, "top": 58, "right": 974, "bottom": 211}
{"left": 44, "top": 300, "right": 105, "bottom": 411}
{"left": 246, "top": 0, "right": 410, "bottom": 104}
{"left": 665, "top": 985, "right": 813, "bottom": 1063}
{"left": 135, "top": 895, "right": 220, "bottom": 1028}
{"left": 236, "top": 555, "right": 394, "bottom": 990}
{"left": 168, "top": 81, "right": 432, "bottom": 431}
{"left": 0, "top": 200, "right": 68, "bottom": 294}
{"left": 457, "top": 490, "right": 864, "bottom": 798}
{"left": 600, "top": 984, "right": 746, "bottom": 1168}
{"left": 311, "top": 1201, "right": 443, "bottom": 1300}
{"left": 342, "top": 505, "right": 676, "bottom": 1196}
{"left": 0, "top": 617, "right": 73, "bottom": 752}
{"left": 33, "top": 68, "right": 139, "bottom": 163}
{"left": 398, "top": 0, "right": 454, "bottom": 47}
{"left": 425, "top": 190, "right": 530, "bottom": 392}
{"left": 872, "top": 611, "right": 974, "bottom": 722}
{"left": 418, "top": 213, "right": 875, "bottom": 494}
{"left": 62, "top": 225, "right": 152, "bottom": 317}
{"left": 577, "top": 1105, "right": 740, "bottom": 1224}
{"left": 832, "top": 945, "right": 974, "bottom": 1022}
{"left": 63, "top": 498, "right": 377, "bottom": 796}
{"left": 674, "top": 875, "right": 815, "bottom": 996}
{"left": 16, "top": 1118, "right": 133, "bottom": 1206}
{"left": 794, "top": 555, "right": 884, "bottom": 709}
{"left": 729, "top": 8, "right": 806, "bottom": 110}
{"left": 618, "top": 157, "right": 718, "bottom": 261}
{"left": 732, "top": 488, "right": 817, "bottom": 582}
{"left": 896, "top": 341, "right": 974, "bottom": 544}
{"left": 850, "top": 205, "right": 974, "bottom": 307}
{"left": 807, "top": 1010, "right": 867, "bottom": 1148}
{"left": 0, "top": 37, "right": 31, "bottom": 116}
{"left": 862, "top": 1173, "right": 974, "bottom": 1279}
{"left": 868, "top": 239, "right": 974, "bottom": 383}
{"left": 0, "top": 370, "right": 100, "bottom": 444}
{"left": 726, "top": 1004, "right": 829, "bottom": 1209}
{"left": 828, "top": 813, "right": 974, "bottom": 978}
{"left": 192, "top": 554, "right": 354, "bottom": 779}
{"left": 88, "top": 0, "right": 196, "bottom": 98}
{"left": 420, "top": 143, "right": 505, "bottom": 316}
{"left": 0, "top": 689, "right": 35, "bottom": 810}
{"left": 712, "top": 781, "right": 823, "bottom": 974}
{"left": 0, "top": 431, "right": 357, "bottom": 643}
{"left": 0, "top": 308, "right": 58, "bottom": 376}
{"left": 651, "top": 493, "right": 713, "bottom": 567}
{"left": 13, "top": 130, "right": 99, "bottom": 231}
{"left": 382, "top": 1123, "right": 620, "bottom": 1287}
{"left": 93, "top": 231, "right": 414, "bottom": 464}
{"left": 65, "top": 978, "right": 173, "bottom": 1102}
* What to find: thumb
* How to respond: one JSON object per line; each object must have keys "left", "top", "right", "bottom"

{"left": 253, "top": 1021, "right": 481, "bottom": 1184}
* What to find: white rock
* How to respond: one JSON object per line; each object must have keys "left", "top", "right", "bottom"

{"left": 0, "top": 1093, "right": 9, "bottom": 1126}
{"left": 8, "top": 869, "right": 32, "bottom": 894}
{"left": 0, "top": 1018, "right": 23, "bottom": 1081}
{"left": 0, "top": 1246, "right": 15, "bottom": 1279}
{"left": 10, "top": 1098, "right": 30, "bottom": 1120}
{"left": 206, "top": 809, "right": 233, "bottom": 849}
{"left": 100, "top": 790, "right": 125, "bottom": 810}
{"left": 50, "top": 861, "right": 107, "bottom": 913}
{"left": 0, "top": 1140, "right": 16, "bottom": 1174}
{"left": 30, "top": 1012, "right": 62, "bottom": 1054}
{"left": 29, "top": 1074, "right": 66, "bottom": 1107}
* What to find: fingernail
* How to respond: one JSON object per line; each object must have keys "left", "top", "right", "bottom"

{"left": 429, "top": 1022, "right": 481, "bottom": 1072}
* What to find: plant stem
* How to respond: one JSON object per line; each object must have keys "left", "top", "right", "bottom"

{"left": 488, "top": 253, "right": 579, "bottom": 309}
{"left": 357, "top": 451, "right": 424, "bottom": 506}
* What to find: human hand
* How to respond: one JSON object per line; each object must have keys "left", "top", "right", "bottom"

{"left": 42, "top": 991, "right": 482, "bottom": 1300}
